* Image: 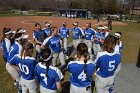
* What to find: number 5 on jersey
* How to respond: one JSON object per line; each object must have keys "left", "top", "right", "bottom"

{"left": 108, "top": 60, "right": 115, "bottom": 71}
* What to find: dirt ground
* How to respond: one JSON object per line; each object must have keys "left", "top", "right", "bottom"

{"left": 0, "top": 16, "right": 127, "bottom": 54}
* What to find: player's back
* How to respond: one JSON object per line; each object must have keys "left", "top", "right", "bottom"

{"left": 9, "top": 54, "right": 37, "bottom": 80}
{"left": 35, "top": 62, "right": 63, "bottom": 90}
{"left": 95, "top": 51, "right": 121, "bottom": 78}
{"left": 68, "top": 60, "right": 95, "bottom": 87}
{"left": 19, "top": 56, "right": 37, "bottom": 80}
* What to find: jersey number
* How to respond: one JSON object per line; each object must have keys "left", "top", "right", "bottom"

{"left": 78, "top": 71, "right": 86, "bottom": 81}
{"left": 19, "top": 63, "right": 29, "bottom": 75}
{"left": 9, "top": 46, "right": 14, "bottom": 55}
{"left": 108, "top": 61, "right": 115, "bottom": 71}
{"left": 40, "top": 73, "right": 48, "bottom": 85}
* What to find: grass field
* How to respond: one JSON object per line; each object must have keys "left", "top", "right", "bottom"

{"left": 0, "top": 16, "right": 140, "bottom": 93}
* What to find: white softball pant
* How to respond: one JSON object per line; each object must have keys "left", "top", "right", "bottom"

{"left": 40, "top": 85, "right": 58, "bottom": 93}
{"left": 70, "top": 83, "right": 91, "bottom": 93}
{"left": 84, "top": 40, "right": 93, "bottom": 59}
{"left": 73, "top": 39, "right": 81, "bottom": 49}
{"left": 6, "top": 63, "right": 21, "bottom": 82}
{"left": 93, "top": 44, "right": 101, "bottom": 57}
{"left": 63, "top": 38, "right": 68, "bottom": 52}
{"left": 20, "top": 77, "right": 37, "bottom": 93}
{"left": 52, "top": 51, "right": 65, "bottom": 66}
{"left": 95, "top": 74, "right": 115, "bottom": 93}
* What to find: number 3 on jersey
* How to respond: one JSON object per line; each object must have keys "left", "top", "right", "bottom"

{"left": 40, "top": 73, "right": 48, "bottom": 85}
{"left": 78, "top": 71, "right": 86, "bottom": 81}
{"left": 108, "top": 60, "right": 115, "bottom": 71}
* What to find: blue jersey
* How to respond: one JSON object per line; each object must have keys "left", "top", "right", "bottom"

{"left": 7, "top": 41, "right": 22, "bottom": 62}
{"left": 9, "top": 54, "right": 37, "bottom": 80}
{"left": 94, "top": 32, "right": 102, "bottom": 44}
{"left": 43, "top": 28, "right": 51, "bottom": 36}
{"left": 68, "top": 60, "right": 95, "bottom": 87}
{"left": 34, "top": 62, "right": 63, "bottom": 90}
{"left": 95, "top": 51, "right": 121, "bottom": 78}
{"left": 1, "top": 38, "right": 11, "bottom": 59}
{"left": 59, "top": 27, "right": 69, "bottom": 38}
{"left": 71, "top": 27, "right": 84, "bottom": 40}
{"left": 84, "top": 28, "right": 96, "bottom": 40}
{"left": 101, "top": 33, "right": 106, "bottom": 40}
{"left": 43, "top": 36, "right": 62, "bottom": 53}
{"left": 33, "top": 30, "right": 47, "bottom": 43}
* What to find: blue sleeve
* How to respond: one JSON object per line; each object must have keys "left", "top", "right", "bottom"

{"left": 55, "top": 72, "right": 61, "bottom": 82}
{"left": 34, "top": 31, "right": 38, "bottom": 38}
{"left": 9, "top": 55, "right": 17, "bottom": 65}
{"left": 1, "top": 40, "right": 8, "bottom": 57}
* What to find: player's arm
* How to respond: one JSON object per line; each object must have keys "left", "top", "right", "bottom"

{"left": 94, "top": 53, "right": 101, "bottom": 70}
{"left": 41, "top": 37, "right": 50, "bottom": 49}
{"left": 56, "top": 68, "right": 64, "bottom": 91}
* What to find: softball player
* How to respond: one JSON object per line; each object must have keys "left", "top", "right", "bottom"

{"left": 93, "top": 27, "right": 104, "bottom": 58}
{"left": 114, "top": 32, "right": 123, "bottom": 54}
{"left": 9, "top": 42, "right": 38, "bottom": 93}
{"left": 35, "top": 47, "right": 63, "bottom": 93}
{"left": 95, "top": 35, "right": 121, "bottom": 93}
{"left": 68, "top": 43, "right": 95, "bottom": 93}
{"left": 1, "top": 27, "right": 12, "bottom": 62}
{"left": 71, "top": 22, "right": 84, "bottom": 49}
{"left": 43, "top": 22, "right": 51, "bottom": 37}
{"left": 7, "top": 33, "right": 28, "bottom": 93}
{"left": 84, "top": 23, "right": 96, "bottom": 59}
{"left": 59, "top": 22, "right": 69, "bottom": 53}
{"left": 33, "top": 23, "right": 47, "bottom": 61}
{"left": 41, "top": 27, "right": 65, "bottom": 68}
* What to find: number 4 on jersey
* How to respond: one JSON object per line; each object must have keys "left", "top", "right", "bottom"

{"left": 78, "top": 71, "right": 86, "bottom": 81}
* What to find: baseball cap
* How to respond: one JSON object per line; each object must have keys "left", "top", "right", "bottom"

{"left": 114, "top": 32, "right": 121, "bottom": 38}
{"left": 73, "top": 22, "right": 78, "bottom": 26}
{"left": 62, "top": 22, "right": 66, "bottom": 26}
{"left": 45, "top": 22, "right": 51, "bottom": 26}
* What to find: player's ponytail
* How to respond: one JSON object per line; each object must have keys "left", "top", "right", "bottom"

{"left": 21, "top": 42, "right": 34, "bottom": 62}
{"left": 84, "top": 52, "right": 88, "bottom": 78}
{"left": 77, "top": 43, "right": 88, "bottom": 79}
{"left": 40, "top": 47, "right": 52, "bottom": 78}
{"left": 103, "top": 35, "right": 116, "bottom": 53}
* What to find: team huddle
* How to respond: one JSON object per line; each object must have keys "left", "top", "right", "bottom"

{"left": 1, "top": 21, "right": 123, "bottom": 93}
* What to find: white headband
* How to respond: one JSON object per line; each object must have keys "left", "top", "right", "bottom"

{"left": 18, "top": 29, "right": 27, "bottom": 33}
{"left": 5, "top": 30, "right": 12, "bottom": 34}
{"left": 41, "top": 53, "right": 52, "bottom": 61}
{"left": 15, "top": 34, "right": 28, "bottom": 40}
